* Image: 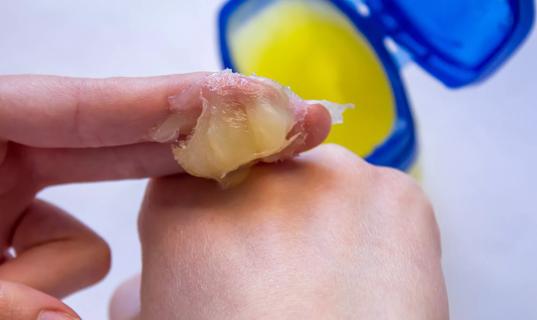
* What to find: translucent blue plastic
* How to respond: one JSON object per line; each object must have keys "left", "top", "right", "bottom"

{"left": 364, "top": 0, "right": 534, "bottom": 87}
{"left": 218, "top": 0, "right": 534, "bottom": 170}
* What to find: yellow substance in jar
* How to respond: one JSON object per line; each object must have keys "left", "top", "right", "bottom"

{"left": 230, "top": 0, "right": 396, "bottom": 156}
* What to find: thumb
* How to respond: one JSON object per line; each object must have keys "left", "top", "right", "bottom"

{"left": 0, "top": 280, "right": 80, "bottom": 320}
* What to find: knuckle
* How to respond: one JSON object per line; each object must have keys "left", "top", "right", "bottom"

{"left": 314, "top": 144, "right": 370, "bottom": 174}
{"left": 373, "top": 167, "right": 441, "bottom": 254}
{"left": 374, "top": 167, "right": 424, "bottom": 201}
{"left": 318, "top": 144, "right": 360, "bottom": 160}
{"left": 69, "top": 78, "right": 116, "bottom": 147}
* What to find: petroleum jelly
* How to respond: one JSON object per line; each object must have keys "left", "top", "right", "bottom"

{"left": 162, "top": 71, "right": 349, "bottom": 187}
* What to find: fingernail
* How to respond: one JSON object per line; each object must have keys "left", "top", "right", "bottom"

{"left": 38, "top": 310, "right": 80, "bottom": 320}
{"left": 149, "top": 113, "right": 185, "bottom": 143}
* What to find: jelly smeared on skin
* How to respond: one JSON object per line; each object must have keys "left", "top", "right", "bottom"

{"left": 155, "top": 70, "right": 351, "bottom": 187}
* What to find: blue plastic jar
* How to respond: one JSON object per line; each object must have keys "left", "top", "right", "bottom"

{"left": 218, "top": 0, "right": 534, "bottom": 171}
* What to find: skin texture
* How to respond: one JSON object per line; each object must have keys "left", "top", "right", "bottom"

{"left": 111, "top": 144, "right": 448, "bottom": 320}
{"left": 0, "top": 73, "right": 330, "bottom": 319}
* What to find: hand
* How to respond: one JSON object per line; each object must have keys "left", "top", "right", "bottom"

{"left": 135, "top": 144, "right": 448, "bottom": 320}
{"left": 0, "top": 73, "right": 331, "bottom": 319}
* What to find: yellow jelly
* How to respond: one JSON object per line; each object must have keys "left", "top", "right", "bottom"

{"left": 171, "top": 71, "right": 301, "bottom": 187}
{"left": 230, "top": 0, "right": 396, "bottom": 156}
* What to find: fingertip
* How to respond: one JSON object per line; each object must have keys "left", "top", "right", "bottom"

{"left": 301, "top": 103, "right": 332, "bottom": 151}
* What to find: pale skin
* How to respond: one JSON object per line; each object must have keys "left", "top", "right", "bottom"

{"left": 0, "top": 73, "right": 330, "bottom": 319}
{"left": 0, "top": 73, "right": 448, "bottom": 319}
{"left": 110, "top": 144, "right": 449, "bottom": 320}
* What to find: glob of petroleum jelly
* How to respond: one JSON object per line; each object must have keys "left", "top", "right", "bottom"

{"left": 157, "top": 70, "right": 351, "bottom": 187}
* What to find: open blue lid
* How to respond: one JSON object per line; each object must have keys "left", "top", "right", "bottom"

{"left": 361, "top": 0, "right": 534, "bottom": 87}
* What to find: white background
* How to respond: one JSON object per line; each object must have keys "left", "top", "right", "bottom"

{"left": 1, "top": 1, "right": 536, "bottom": 319}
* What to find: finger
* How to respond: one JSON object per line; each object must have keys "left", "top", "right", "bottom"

{"left": 0, "top": 73, "right": 208, "bottom": 148}
{"left": 25, "top": 142, "right": 181, "bottom": 185}
{"left": 0, "top": 280, "right": 80, "bottom": 320}
{"left": 0, "top": 73, "right": 332, "bottom": 151}
{"left": 109, "top": 275, "right": 141, "bottom": 320}
{"left": 282, "top": 102, "right": 332, "bottom": 156}
{"left": 21, "top": 103, "right": 331, "bottom": 186}
{"left": 301, "top": 103, "right": 332, "bottom": 151}
{"left": 0, "top": 199, "right": 111, "bottom": 298}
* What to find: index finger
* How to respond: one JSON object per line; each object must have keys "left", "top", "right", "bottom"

{"left": 0, "top": 73, "right": 207, "bottom": 148}
{"left": 0, "top": 73, "right": 332, "bottom": 153}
